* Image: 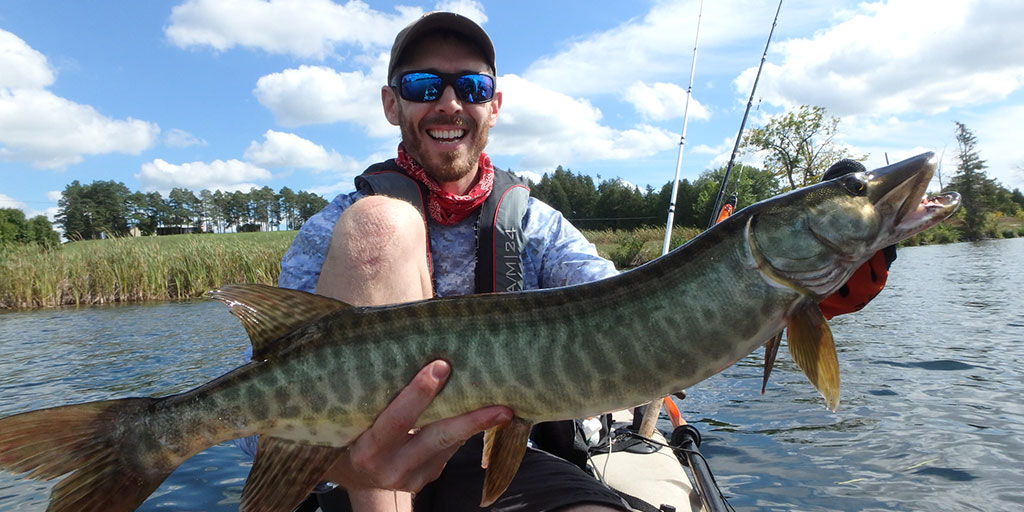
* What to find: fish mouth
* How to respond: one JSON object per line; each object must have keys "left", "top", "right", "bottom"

{"left": 865, "top": 152, "right": 961, "bottom": 238}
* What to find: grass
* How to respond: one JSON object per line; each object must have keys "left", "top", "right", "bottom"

{"left": 583, "top": 226, "right": 701, "bottom": 268}
{"left": 3, "top": 211, "right": 1016, "bottom": 310}
{"left": 0, "top": 231, "right": 295, "bottom": 309}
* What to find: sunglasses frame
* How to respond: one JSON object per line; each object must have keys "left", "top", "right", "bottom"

{"left": 391, "top": 69, "right": 496, "bottom": 104}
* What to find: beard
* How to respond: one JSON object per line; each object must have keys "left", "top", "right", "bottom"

{"left": 398, "top": 111, "right": 489, "bottom": 183}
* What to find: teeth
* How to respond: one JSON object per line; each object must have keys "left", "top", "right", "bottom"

{"left": 428, "top": 129, "right": 465, "bottom": 140}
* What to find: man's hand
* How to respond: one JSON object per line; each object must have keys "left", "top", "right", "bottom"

{"left": 322, "top": 360, "right": 513, "bottom": 493}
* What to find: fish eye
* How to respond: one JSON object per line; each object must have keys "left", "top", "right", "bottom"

{"left": 840, "top": 174, "right": 868, "bottom": 196}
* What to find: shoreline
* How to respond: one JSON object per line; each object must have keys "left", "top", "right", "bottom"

{"left": 2, "top": 220, "right": 1016, "bottom": 311}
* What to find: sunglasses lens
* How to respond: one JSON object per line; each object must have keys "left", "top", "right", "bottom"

{"left": 455, "top": 74, "right": 494, "bottom": 103}
{"left": 399, "top": 72, "right": 494, "bottom": 103}
{"left": 400, "top": 73, "right": 444, "bottom": 102}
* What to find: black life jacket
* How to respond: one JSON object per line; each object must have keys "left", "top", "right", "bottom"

{"left": 354, "top": 160, "right": 530, "bottom": 294}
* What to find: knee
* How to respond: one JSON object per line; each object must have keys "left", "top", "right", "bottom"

{"left": 334, "top": 196, "right": 426, "bottom": 269}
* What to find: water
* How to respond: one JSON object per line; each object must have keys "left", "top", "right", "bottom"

{"left": 1, "top": 239, "right": 1022, "bottom": 511}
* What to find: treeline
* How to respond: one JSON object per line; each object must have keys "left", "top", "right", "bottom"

{"left": 56, "top": 181, "right": 328, "bottom": 240}
{"left": 0, "top": 208, "right": 60, "bottom": 248}
{"left": 528, "top": 163, "right": 781, "bottom": 230}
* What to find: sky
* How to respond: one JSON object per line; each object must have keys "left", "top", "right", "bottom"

{"left": 2, "top": 0, "right": 1023, "bottom": 223}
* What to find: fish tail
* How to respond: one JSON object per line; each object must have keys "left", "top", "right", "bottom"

{"left": 0, "top": 397, "right": 175, "bottom": 512}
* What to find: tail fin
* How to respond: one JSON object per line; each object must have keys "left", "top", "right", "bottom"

{"left": 0, "top": 398, "right": 175, "bottom": 512}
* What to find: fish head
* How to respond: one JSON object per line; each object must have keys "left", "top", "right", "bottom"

{"left": 749, "top": 152, "right": 960, "bottom": 298}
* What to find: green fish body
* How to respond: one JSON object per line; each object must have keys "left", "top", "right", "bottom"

{"left": 0, "top": 153, "right": 960, "bottom": 511}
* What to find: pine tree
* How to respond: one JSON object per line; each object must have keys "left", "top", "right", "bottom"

{"left": 946, "top": 122, "right": 997, "bottom": 241}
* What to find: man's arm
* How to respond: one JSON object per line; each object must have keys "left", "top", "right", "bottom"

{"left": 522, "top": 198, "right": 619, "bottom": 288}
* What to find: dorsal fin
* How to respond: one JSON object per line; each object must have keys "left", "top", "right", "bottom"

{"left": 208, "top": 284, "right": 351, "bottom": 361}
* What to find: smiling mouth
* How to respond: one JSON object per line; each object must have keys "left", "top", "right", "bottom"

{"left": 427, "top": 129, "right": 466, "bottom": 144}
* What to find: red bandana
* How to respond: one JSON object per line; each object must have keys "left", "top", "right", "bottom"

{"left": 395, "top": 143, "right": 494, "bottom": 225}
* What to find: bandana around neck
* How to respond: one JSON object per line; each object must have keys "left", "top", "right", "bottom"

{"left": 395, "top": 143, "right": 495, "bottom": 226}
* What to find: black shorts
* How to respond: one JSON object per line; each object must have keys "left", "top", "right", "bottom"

{"left": 313, "top": 432, "right": 629, "bottom": 512}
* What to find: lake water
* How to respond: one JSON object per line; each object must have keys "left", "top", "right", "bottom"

{"left": 1, "top": 238, "right": 1022, "bottom": 511}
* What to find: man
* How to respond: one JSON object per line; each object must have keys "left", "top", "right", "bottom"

{"left": 250, "top": 11, "right": 629, "bottom": 512}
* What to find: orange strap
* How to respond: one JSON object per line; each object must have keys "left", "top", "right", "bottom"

{"left": 819, "top": 250, "right": 890, "bottom": 320}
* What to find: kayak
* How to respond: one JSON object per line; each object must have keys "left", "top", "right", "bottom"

{"left": 585, "top": 408, "right": 730, "bottom": 512}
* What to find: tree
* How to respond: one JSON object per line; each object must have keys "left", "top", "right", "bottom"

{"left": 742, "top": 105, "right": 864, "bottom": 190}
{"left": 529, "top": 166, "right": 599, "bottom": 222}
{"left": 279, "top": 186, "right": 298, "bottom": 230}
{"left": 0, "top": 208, "right": 28, "bottom": 244}
{"left": 294, "top": 191, "right": 327, "bottom": 226}
{"left": 56, "top": 181, "right": 90, "bottom": 240}
{"left": 945, "top": 121, "right": 998, "bottom": 240}
{"left": 692, "top": 164, "right": 781, "bottom": 227}
{"left": 0, "top": 209, "right": 60, "bottom": 247}
{"left": 594, "top": 179, "right": 648, "bottom": 230}
{"left": 26, "top": 215, "right": 60, "bottom": 247}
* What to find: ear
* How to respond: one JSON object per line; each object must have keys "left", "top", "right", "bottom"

{"left": 382, "top": 86, "right": 401, "bottom": 126}
{"left": 486, "top": 90, "right": 502, "bottom": 128}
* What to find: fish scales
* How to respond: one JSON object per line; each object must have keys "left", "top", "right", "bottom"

{"left": 0, "top": 153, "right": 961, "bottom": 511}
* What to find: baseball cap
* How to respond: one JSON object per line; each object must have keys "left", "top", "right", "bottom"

{"left": 387, "top": 11, "right": 496, "bottom": 84}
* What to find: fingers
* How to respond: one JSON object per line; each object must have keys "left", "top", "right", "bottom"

{"left": 324, "top": 359, "right": 514, "bottom": 494}
{"left": 366, "top": 360, "right": 450, "bottom": 446}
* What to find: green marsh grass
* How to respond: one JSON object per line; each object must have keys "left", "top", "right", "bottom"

{"left": 582, "top": 226, "right": 700, "bottom": 268}
{"left": 0, "top": 231, "right": 295, "bottom": 309}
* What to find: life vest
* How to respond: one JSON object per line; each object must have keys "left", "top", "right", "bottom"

{"left": 354, "top": 160, "right": 530, "bottom": 294}
{"left": 819, "top": 245, "right": 897, "bottom": 319}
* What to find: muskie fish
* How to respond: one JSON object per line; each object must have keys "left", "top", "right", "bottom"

{"left": 0, "top": 153, "right": 959, "bottom": 511}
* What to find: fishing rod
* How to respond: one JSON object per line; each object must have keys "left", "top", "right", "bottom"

{"left": 638, "top": 0, "right": 707, "bottom": 443}
{"left": 660, "top": 0, "right": 704, "bottom": 256}
{"left": 706, "top": 0, "right": 784, "bottom": 230}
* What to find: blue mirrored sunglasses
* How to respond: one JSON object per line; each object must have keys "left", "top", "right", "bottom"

{"left": 393, "top": 70, "right": 496, "bottom": 104}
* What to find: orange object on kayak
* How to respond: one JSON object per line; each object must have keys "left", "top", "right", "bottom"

{"left": 714, "top": 195, "right": 737, "bottom": 225}
{"left": 819, "top": 247, "right": 895, "bottom": 319}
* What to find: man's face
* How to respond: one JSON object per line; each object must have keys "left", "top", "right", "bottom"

{"left": 383, "top": 35, "right": 502, "bottom": 185}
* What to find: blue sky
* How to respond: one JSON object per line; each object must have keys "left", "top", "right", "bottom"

{"left": 2, "top": 0, "right": 1023, "bottom": 222}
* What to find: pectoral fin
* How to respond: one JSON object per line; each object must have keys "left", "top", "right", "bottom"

{"left": 785, "top": 301, "right": 841, "bottom": 411}
{"left": 762, "top": 331, "right": 783, "bottom": 394}
{"left": 480, "top": 417, "right": 532, "bottom": 507}
{"left": 240, "top": 436, "right": 346, "bottom": 512}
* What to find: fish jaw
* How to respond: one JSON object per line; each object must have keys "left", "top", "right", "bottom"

{"left": 751, "top": 152, "right": 960, "bottom": 299}
{"left": 862, "top": 152, "right": 961, "bottom": 245}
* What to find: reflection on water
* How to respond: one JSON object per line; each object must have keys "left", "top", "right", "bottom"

{"left": 1, "top": 239, "right": 1023, "bottom": 511}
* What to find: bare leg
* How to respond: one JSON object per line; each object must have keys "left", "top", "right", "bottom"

{"left": 317, "top": 195, "right": 432, "bottom": 306}
{"left": 317, "top": 195, "right": 432, "bottom": 511}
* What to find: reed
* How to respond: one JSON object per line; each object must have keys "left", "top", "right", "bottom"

{"left": 582, "top": 226, "right": 701, "bottom": 268}
{"left": 0, "top": 232, "right": 295, "bottom": 310}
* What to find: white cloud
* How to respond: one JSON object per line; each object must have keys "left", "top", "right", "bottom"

{"left": 488, "top": 74, "right": 677, "bottom": 169}
{"left": 0, "top": 89, "right": 159, "bottom": 169}
{"left": 0, "top": 30, "right": 54, "bottom": 89}
{"left": 136, "top": 158, "right": 272, "bottom": 193}
{"left": 165, "top": 0, "right": 421, "bottom": 59}
{"left": 244, "top": 130, "right": 361, "bottom": 172}
{"left": 510, "top": 169, "right": 543, "bottom": 184}
{"left": 740, "top": 0, "right": 1024, "bottom": 116}
{"left": 434, "top": 0, "right": 487, "bottom": 24}
{"left": 0, "top": 29, "right": 160, "bottom": 169}
{"left": 0, "top": 193, "right": 25, "bottom": 210}
{"left": 164, "top": 128, "right": 206, "bottom": 148}
{"left": 254, "top": 65, "right": 396, "bottom": 136}
{"left": 0, "top": 193, "right": 57, "bottom": 221}
{"left": 624, "top": 81, "right": 710, "bottom": 121}
{"left": 522, "top": 0, "right": 835, "bottom": 95}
